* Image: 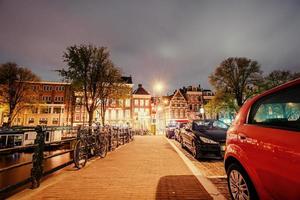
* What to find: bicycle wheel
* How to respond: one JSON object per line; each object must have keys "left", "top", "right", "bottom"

{"left": 98, "top": 137, "right": 108, "bottom": 158}
{"left": 73, "top": 140, "right": 87, "bottom": 169}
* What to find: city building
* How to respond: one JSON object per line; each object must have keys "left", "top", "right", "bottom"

{"left": 164, "top": 89, "right": 189, "bottom": 125}
{"left": 73, "top": 76, "right": 134, "bottom": 127}
{"left": 181, "top": 86, "right": 215, "bottom": 120}
{"left": 7, "top": 81, "right": 73, "bottom": 126}
{"left": 132, "top": 84, "right": 152, "bottom": 130}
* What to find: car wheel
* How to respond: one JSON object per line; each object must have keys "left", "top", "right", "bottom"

{"left": 227, "top": 163, "right": 258, "bottom": 200}
{"left": 192, "top": 141, "right": 201, "bottom": 159}
{"left": 181, "top": 138, "right": 185, "bottom": 148}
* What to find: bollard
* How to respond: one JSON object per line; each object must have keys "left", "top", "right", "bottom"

{"left": 31, "top": 125, "right": 45, "bottom": 189}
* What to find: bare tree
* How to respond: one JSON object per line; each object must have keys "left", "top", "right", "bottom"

{"left": 59, "top": 44, "right": 129, "bottom": 126}
{"left": 0, "top": 62, "right": 40, "bottom": 127}
{"left": 209, "top": 57, "right": 262, "bottom": 108}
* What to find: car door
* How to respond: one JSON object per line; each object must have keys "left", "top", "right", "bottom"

{"left": 181, "top": 123, "right": 193, "bottom": 149}
{"left": 240, "top": 84, "right": 300, "bottom": 199}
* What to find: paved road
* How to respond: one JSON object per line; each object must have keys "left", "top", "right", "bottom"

{"left": 171, "top": 140, "right": 230, "bottom": 199}
{"left": 11, "top": 136, "right": 225, "bottom": 200}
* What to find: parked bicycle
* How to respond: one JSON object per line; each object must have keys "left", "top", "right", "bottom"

{"left": 73, "top": 126, "right": 108, "bottom": 169}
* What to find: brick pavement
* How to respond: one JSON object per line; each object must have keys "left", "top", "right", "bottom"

{"left": 11, "top": 136, "right": 213, "bottom": 200}
{"left": 170, "top": 140, "right": 230, "bottom": 200}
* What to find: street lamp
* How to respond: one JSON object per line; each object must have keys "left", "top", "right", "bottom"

{"left": 154, "top": 82, "right": 164, "bottom": 96}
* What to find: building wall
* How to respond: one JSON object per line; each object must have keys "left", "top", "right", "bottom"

{"left": 132, "top": 94, "right": 151, "bottom": 129}
{"left": 12, "top": 81, "right": 72, "bottom": 126}
{"left": 73, "top": 84, "right": 134, "bottom": 127}
{"left": 166, "top": 90, "right": 188, "bottom": 123}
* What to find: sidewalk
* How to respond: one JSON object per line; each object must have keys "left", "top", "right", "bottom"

{"left": 11, "top": 136, "right": 213, "bottom": 200}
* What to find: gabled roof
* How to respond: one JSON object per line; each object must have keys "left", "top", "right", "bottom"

{"left": 133, "top": 84, "right": 150, "bottom": 95}
{"left": 171, "top": 89, "right": 187, "bottom": 101}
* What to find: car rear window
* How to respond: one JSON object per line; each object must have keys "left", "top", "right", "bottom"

{"left": 249, "top": 84, "right": 300, "bottom": 131}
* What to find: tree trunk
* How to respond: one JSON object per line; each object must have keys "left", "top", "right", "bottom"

{"left": 88, "top": 111, "right": 94, "bottom": 126}
{"left": 100, "top": 103, "right": 106, "bottom": 126}
{"left": 7, "top": 107, "right": 14, "bottom": 127}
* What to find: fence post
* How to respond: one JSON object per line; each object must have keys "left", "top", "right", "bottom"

{"left": 122, "top": 129, "right": 125, "bottom": 145}
{"left": 31, "top": 125, "right": 45, "bottom": 189}
{"left": 116, "top": 127, "right": 119, "bottom": 147}
{"left": 108, "top": 127, "right": 112, "bottom": 151}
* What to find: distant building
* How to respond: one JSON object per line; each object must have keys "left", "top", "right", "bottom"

{"left": 164, "top": 89, "right": 189, "bottom": 124}
{"left": 181, "top": 85, "right": 215, "bottom": 120}
{"left": 132, "top": 84, "right": 152, "bottom": 129}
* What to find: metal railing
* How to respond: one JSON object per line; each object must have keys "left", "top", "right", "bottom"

{"left": 0, "top": 125, "right": 134, "bottom": 198}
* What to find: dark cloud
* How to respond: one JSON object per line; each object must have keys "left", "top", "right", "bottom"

{"left": 1, "top": 0, "right": 300, "bottom": 93}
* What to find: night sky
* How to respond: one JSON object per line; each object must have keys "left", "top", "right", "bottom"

{"left": 1, "top": 0, "right": 300, "bottom": 94}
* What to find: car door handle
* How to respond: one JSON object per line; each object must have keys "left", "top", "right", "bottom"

{"left": 238, "top": 133, "right": 247, "bottom": 140}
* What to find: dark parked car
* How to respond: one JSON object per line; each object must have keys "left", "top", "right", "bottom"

{"left": 165, "top": 124, "right": 177, "bottom": 139}
{"left": 180, "top": 119, "right": 229, "bottom": 159}
{"left": 174, "top": 122, "right": 187, "bottom": 142}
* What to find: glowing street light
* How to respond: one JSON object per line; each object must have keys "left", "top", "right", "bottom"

{"left": 154, "top": 82, "right": 164, "bottom": 94}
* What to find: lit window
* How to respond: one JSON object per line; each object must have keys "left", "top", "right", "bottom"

{"left": 140, "top": 100, "right": 144, "bottom": 106}
{"left": 134, "top": 99, "right": 139, "bottom": 106}
{"left": 125, "top": 99, "right": 131, "bottom": 107}
{"left": 145, "top": 100, "right": 149, "bottom": 106}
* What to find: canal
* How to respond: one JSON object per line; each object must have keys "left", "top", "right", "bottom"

{"left": 0, "top": 148, "right": 72, "bottom": 189}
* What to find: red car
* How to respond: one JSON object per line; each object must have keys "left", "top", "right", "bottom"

{"left": 224, "top": 78, "right": 300, "bottom": 200}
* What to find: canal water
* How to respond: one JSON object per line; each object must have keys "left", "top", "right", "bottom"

{"left": 0, "top": 149, "right": 72, "bottom": 189}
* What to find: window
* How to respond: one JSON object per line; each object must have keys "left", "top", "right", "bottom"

{"left": 42, "top": 96, "right": 52, "bottom": 103}
{"left": 52, "top": 118, "right": 59, "bottom": 125}
{"left": 39, "top": 118, "right": 48, "bottom": 125}
{"left": 134, "top": 99, "right": 139, "bottom": 106}
{"left": 111, "top": 110, "right": 116, "bottom": 119}
{"left": 53, "top": 107, "right": 62, "bottom": 114}
{"left": 75, "top": 106, "right": 81, "bottom": 112}
{"left": 112, "top": 99, "right": 116, "bottom": 106}
{"left": 43, "top": 85, "right": 52, "bottom": 91}
{"left": 125, "top": 110, "right": 130, "bottom": 118}
{"left": 28, "top": 118, "right": 34, "bottom": 124}
{"left": 75, "top": 114, "right": 80, "bottom": 121}
{"left": 118, "top": 110, "right": 123, "bottom": 119}
{"left": 134, "top": 108, "right": 139, "bottom": 114}
{"left": 145, "top": 100, "right": 149, "bottom": 106}
{"left": 125, "top": 99, "right": 131, "bottom": 107}
{"left": 249, "top": 85, "right": 300, "bottom": 131}
{"left": 119, "top": 99, "right": 123, "bottom": 107}
{"left": 55, "top": 86, "right": 65, "bottom": 91}
{"left": 31, "top": 107, "right": 38, "bottom": 114}
{"left": 140, "top": 99, "right": 144, "bottom": 106}
{"left": 40, "top": 107, "right": 51, "bottom": 114}
{"left": 145, "top": 108, "right": 150, "bottom": 115}
{"left": 54, "top": 96, "right": 64, "bottom": 103}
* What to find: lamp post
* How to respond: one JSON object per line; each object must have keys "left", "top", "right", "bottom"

{"left": 153, "top": 82, "right": 164, "bottom": 135}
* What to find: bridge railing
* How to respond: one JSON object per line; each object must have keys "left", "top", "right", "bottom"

{"left": 0, "top": 125, "right": 134, "bottom": 198}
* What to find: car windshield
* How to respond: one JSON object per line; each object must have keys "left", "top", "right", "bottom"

{"left": 192, "top": 120, "right": 211, "bottom": 131}
{"left": 212, "top": 120, "right": 229, "bottom": 129}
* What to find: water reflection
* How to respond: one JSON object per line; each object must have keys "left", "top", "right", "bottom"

{"left": 0, "top": 149, "right": 72, "bottom": 189}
